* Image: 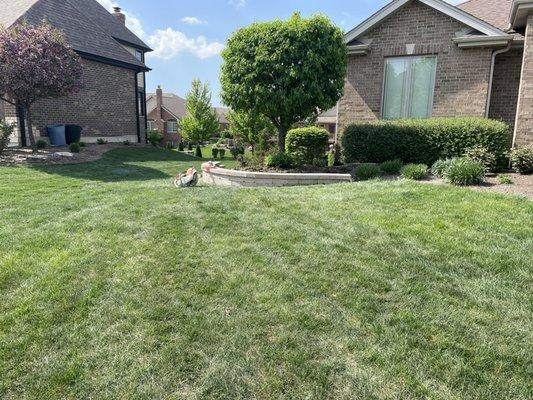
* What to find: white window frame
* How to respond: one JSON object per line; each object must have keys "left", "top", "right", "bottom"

{"left": 381, "top": 55, "right": 437, "bottom": 120}
{"left": 147, "top": 120, "right": 156, "bottom": 131}
{"left": 167, "top": 120, "right": 178, "bottom": 133}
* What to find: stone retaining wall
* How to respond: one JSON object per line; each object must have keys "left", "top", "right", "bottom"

{"left": 202, "top": 164, "right": 352, "bottom": 187}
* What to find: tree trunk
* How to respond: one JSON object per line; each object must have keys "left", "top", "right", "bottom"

{"left": 277, "top": 126, "right": 287, "bottom": 153}
{"left": 25, "top": 106, "right": 37, "bottom": 153}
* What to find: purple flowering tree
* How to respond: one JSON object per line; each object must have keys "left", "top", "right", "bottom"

{"left": 0, "top": 23, "right": 83, "bottom": 150}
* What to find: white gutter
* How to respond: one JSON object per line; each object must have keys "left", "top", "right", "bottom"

{"left": 486, "top": 41, "right": 513, "bottom": 118}
{"left": 453, "top": 35, "right": 512, "bottom": 48}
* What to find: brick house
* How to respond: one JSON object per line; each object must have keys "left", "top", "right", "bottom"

{"left": 0, "top": 0, "right": 151, "bottom": 146}
{"left": 146, "top": 86, "right": 230, "bottom": 145}
{"left": 339, "top": 0, "right": 533, "bottom": 147}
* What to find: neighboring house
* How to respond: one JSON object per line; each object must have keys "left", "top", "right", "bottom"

{"left": 339, "top": 0, "right": 533, "bottom": 147}
{"left": 146, "top": 86, "right": 230, "bottom": 145}
{"left": 0, "top": 0, "right": 151, "bottom": 146}
{"left": 317, "top": 108, "right": 338, "bottom": 142}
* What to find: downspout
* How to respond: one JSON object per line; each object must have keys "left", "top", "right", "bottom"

{"left": 334, "top": 101, "right": 340, "bottom": 144}
{"left": 485, "top": 41, "right": 513, "bottom": 118}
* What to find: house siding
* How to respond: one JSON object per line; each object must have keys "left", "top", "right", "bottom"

{"left": 338, "top": 0, "right": 493, "bottom": 133}
{"left": 514, "top": 15, "right": 533, "bottom": 147}
{"left": 29, "top": 59, "right": 139, "bottom": 143}
{"left": 489, "top": 48, "right": 523, "bottom": 135}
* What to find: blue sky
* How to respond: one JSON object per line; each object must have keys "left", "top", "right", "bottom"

{"left": 97, "top": 0, "right": 462, "bottom": 106}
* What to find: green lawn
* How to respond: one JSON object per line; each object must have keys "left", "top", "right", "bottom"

{"left": 0, "top": 147, "right": 532, "bottom": 399}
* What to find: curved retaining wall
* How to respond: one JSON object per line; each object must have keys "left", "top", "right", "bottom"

{"left": 202, "top": 163, "right": 352, "bottom": 187}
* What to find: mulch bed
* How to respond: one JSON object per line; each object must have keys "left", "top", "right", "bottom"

{"left": 0, "top": 143, "right": 143, "bottom": 166}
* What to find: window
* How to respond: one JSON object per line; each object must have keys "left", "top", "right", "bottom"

{"left": 135, "top": 50, "right": 143, "bottom": 61}
{"left": 167, "top": 120, "right": 178, "bottom": 133}
{"left": 382, "top": 56, "right": 437, "bottom": 119}
{"left": 147, "top": 120, "right": 156, "bottom": 131}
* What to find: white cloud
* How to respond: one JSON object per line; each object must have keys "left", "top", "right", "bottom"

{"left": 229, "top": 0, "right": 246, "bottom": 8}
{"left": 95, "top": 0, "right": 222, "bottom": 60}
{"left": 181, "top": 17, "right": 207, "bottom": 25}
{"left": 147, "top": 28, "right": 224, "bottom": 60}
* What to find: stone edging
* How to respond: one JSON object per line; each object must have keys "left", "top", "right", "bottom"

{"left": 202, "top": 162, "right": 352, "bottom": 187}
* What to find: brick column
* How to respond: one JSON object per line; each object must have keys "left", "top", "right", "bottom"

{"left": 514, "top": 15, "right": 533, "bottom": 147}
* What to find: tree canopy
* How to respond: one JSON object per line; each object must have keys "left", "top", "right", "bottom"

{"left": 0, "top": 23, "right": 83, "bottom": 149}
{"left": 221, "top": 13, "right": 347, "bottom": 151}
{"left": 180, "top": 79, "right": 220, "bottom": 145}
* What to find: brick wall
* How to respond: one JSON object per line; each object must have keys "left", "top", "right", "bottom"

{"left": 30, "top": 58, "right": 139, "bottom": 143}
{"left": 489, "top": 48, "right": 523, "bottom": 134}
{"left": 514, "top": 15, "right": 533, "bottom": 147}
{"left": 338, "top": 1, "right": 493, "bottom": 133}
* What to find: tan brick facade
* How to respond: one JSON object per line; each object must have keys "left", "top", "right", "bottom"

{"left": 489, "top": 48, "right": 523, "bottom": 134}
{"left": 338, "top": 1, "right": 493, "bottom": 133}
{"left": 2, "top": 58, "right": 145, "bottom": 146}
{"left": 514, "top": 15, "right": 533, "bottom": 147}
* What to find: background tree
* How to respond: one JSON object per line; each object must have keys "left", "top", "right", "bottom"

{"left": 221, "top": 13, "right": 347, "bottom": 152}
{"left": 180, "top": 79, "right": 220, "bottom": 157}
{"left": 0, "top": 23, "right": 84, "bottom": 150}
{"left": 228, "top": 110, "right": 275, "bottom": 154}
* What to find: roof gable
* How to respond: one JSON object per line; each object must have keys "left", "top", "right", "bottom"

{"left": 0, "top": 0, "right": 149, "bottom": 70}
{"left": 345, "top": 0, "right": 509, "bottom": 44}
{"left": 457, "top": 0, "right": 514, "bottom": 31}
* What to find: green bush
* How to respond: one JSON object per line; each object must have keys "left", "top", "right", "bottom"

{"left": 69, "top": 142, "right": 81, "bottom": 153}
{"left": 499, "top": 174, "right": 514, "bottom": 185}
{"left": 178, "top": 141, "right": 184, "bottom": 151}
{"left": 195, "top": 145, "right": 203, "bottom": 158}
{"left": 123, "top": 140, "right": 131, "bottom": 146}
{"left": 36, "top": 139, "right": 48, "bottom": 150}
{"left": 79, "top": 142, "right": 87, "bottom": 148}
{"left": 380, "top": 159, "right": 403, "bottom": 175}
{"left": 219, "top": 148, "right": 226, "bottom": 158}
{"left": 0, "top": 121, "right": 15, "bottom": 155}
{"left": 147, "top": 130, "right": 164, "bottom": 147}
{"left": 286, "top": 127, "right": 329, "bottom": 166}
{"left": 265, "top": 152, "right": 293, "bottom": 169}
{"left": 464, "top": 145, "right": 497, "bottom": 172}
{"left": 443, "top": 158, "right": 485, "bottom": 186}
{"left": 212, "top": 147, "right": 219, "bottom": 159}
{"left": 510, "top": 146, "right": 533, "bottom": 174}
{"left": 187, "top": 142, "right": 193, "bottom": 151}
{"left": 431, "top": 159, "right": 454, "bottom": 177}
{"left": 230, "top": 146, "right": 245, "bottom": 159}
{"left": 342, "top": 118, "right": 510, "bottom": 168}
{"left": 401, "top": 164, "right": 429, "bottom": 180}
{"left": 328, "top": 149, "right": 335, "bottom": 167}
{"left": 96, "top": 138, "right": 107, "bottom": 145}
{"left": 353, "top": 164, "right": 381, "bottom": 181}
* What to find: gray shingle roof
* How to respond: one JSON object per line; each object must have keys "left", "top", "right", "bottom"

{"left": 0, "top": 0, "right": 150, "bottom": 70}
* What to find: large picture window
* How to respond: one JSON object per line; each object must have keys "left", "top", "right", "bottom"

{"left": 167, "top": 120, "right": 178, "bottom": 133}
{"left": 382, "top": 56, "right": 437, "bottom": 119}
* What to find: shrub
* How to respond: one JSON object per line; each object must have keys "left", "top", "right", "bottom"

{"left": 212, "top": 147, "right": 219, "bottom": 159}
{"left": 442, "top": 157, "right": 485, "bottom": 186}
{"left": 195, "top": 145, "right": 203, "bottom": 158}
{"left": 380, "top": 159, "right": 403, "bottom": 175}
{"left": 401, "top": 164, "right": 429, "bottom": 180}
{"left": 0, "top": 120, "right": 15, "bottom": 155}
{"left": 36, "top": 139, "right": 48, "bottom": 150}
{"left": 178, "top": 141, "right": 184, "bottom": 151}
{"left": 510, "top": 146, "right": 533, "bottom": 174}
{"left": 147, "top": 130, "right": 163, "bottom": 147}
{"left": 79, "top": 142, "right": 87, "bottom": 148}
{"left": 96, "top": 138, "right": 107, "bottom": 145}
{"left": 123, "top": 140, "right": 131, "bottom": 146}
{"left": 342, "top": 118, "right": 510, "bottom": 168}
{"left": 230, "top": 146, "right": 245, "bottom": 159}
{"left": 286, "top": 127, "right": 329, "bottom": 166}
{"left": 464, "top": 145, "right": 497, "bottom": 172}
{"left": 353, "top": 164, "right": 381, "bottom": 181}
{"left": 431, "top": 159, "right": 454, "bottom": 178}
{"left": 328, "top": 149, "right": 335, "bottom": 167}
{"left": 499, "top": 174, "right": 514, "bottom": 185}
{"left": 69, "top": 142, "right": 80, "bottom": 153}
{"left": 265, "top": 152, "right": 293, "bottom": 169}
{"left": 187, "top": 141, "right": 193, "bottom": 151}
{"left": 220, "top": 130, "right": 233, "bottom": 140}
{"left": 219, "top": 148, "right": 226, "bottom": 158}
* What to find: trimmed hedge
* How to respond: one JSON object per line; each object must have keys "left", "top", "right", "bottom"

{"left": 341, "top": 118, "right": 510, "bottom": 168}
{"left": 286, "top": 127, "right": 329, "bottom": 166}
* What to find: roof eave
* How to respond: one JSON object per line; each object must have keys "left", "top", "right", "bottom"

{"left": 453, "top": 35, "right": 514, "bottom": 48}
{"left": 509, "top": 0, "right": 533, "bottom": 30}
{"left": 344, "top": 0, "right": 509, "bottom": 44}
{"left": 113, "top": 37, "right": 153, "bottom": 53}
{"left": 347, "top": 44, "right": 371, "bottom": 55}
{"left": 77, "top": 51, "right": 150, "bottom": 72}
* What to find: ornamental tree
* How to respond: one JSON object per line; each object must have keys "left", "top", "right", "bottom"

{"left": 221, "top": 13, "right": 347, "bottom": 152}
{"left": 180, "top": 79, "right": 220, "bottom": 153}
{"left": 227, "top": 109, "right": 275, "bottom": 154}
{"left": 0, "top": 23, "right": 84, "bottom": 150}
